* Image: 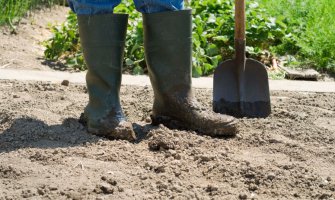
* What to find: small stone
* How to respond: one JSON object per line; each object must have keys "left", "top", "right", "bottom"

{"left": 107, "top": 178, "right": 117, "bottom": 186}
{"left": 156, "top": 181, "right": 168, "bottom": 190}
{"left": 21, "top": 190, "right": 35, "bottom": 198}
{"left": 231, "top": 182, "right": 238, "bottom": 188}
{"left": 267, "top": 172, "right": 276, "bottom": 180}
{"left": 205, "top": 185, "right": 218, "bottom": 193}
{"left": 94, "top": 184, "right": 114, "bottom": 194}
{"left": 49, "top": 186, "right": 58, "bottom": 191}
{"left": 239, "top": 193, "right": 248, "bottom": 199}
{"left": 61, "top": 80, "right": 70, "bottom": 86}
{"left": 118, "top": 186, "right": 124, "bottom": 192}
{"left": 101, "top": 185, "right": 114, "bottom": 194}
{"left": 66, "top": 192, "right": 81, "bottom": 200}
{"left": 46, "top": 86, "right": 55, "bottom": 91}
{"left": 248, "top": 184, "right": 258, "bottom": 191}
{"left": 174, "top": 170, "right": 181, "bottom": 177}
{"left": 37, "top": 85, "right": 44, "bottom": 91}
{"left": 326, "top": 177, "right": 332, "bottom": 182}
{"left": 196, "top": 154, "right": 215, "bottom": 162}
{"left": 13, "top": 94, "right": 20, "bottom": 98}
{"left": 37, "top": 188, "right": 45, "bottom": 195}
{"left": 140, "top": 174, "right": 148, "bottom": 180}
{"left": 60, "top": 96, "right": 65, "bottom": 100}
{"left": 144, "top": 161, "right": 158, "bottom": 170}
{"left": 174, "top": 153, "right": 182, "bottom": 160}
{"left": 155, "top": 166, "right": 166, "bottom": 173}
{"left": 294, "top": 193, "right": 300, "bottom": 198}
{"left": 171, "top": 185, "right": 183, "bottom": 193}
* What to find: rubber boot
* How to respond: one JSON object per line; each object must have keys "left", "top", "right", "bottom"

{"left": 143, "top": 10, "right": 238, "bottom": 137}
{"left": 78, "top": 14, "right": 136, "bottom": 141}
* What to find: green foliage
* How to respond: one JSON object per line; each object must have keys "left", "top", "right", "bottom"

{"left": 43, "top": 12, "right": 84, "bottom": 70}
{"left": 115, "top": 2, "right": 145, "bottom": 74}
{"left": 257, "top": 0, "right": 335, "bottom": 73}
{"left": 190, "top": 0, "right": 285, "bottom": 77}
{"left": 0, "top": 0, "right": 66, "bottom": 26}
{"left": 44, "top": 0, "right": 286, "bottom": 76}
{"left": 43, "top": 0, "right": 334, "bottom": 75}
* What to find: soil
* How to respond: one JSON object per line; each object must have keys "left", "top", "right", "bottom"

{"left": 0, "top": 6, "right": 69, "bottom": 71}
{"left": 0, "top": 79, "right": 334, "bottom": 200}
{"left": 0, "top": 5, "right": 334, "bottom": 200}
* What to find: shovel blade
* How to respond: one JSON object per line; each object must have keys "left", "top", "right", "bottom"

{"left": 213, "top": 58, "right": 271, "bottom": 118}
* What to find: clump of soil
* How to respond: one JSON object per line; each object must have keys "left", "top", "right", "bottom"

{"left": 0, "top": 80, "right": 334, "bottom": 199}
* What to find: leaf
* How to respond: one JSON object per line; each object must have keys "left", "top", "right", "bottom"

{"left": 213, "top": 36, "right": 229, "bottom": 43}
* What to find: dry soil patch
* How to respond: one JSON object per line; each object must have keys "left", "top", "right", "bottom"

{"left": 0, "top": 80, "right": 334, "bottom": 199}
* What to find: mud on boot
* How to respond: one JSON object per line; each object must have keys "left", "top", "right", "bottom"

{"left": 143, "top": 10, "right": 238, "bottom": 137}
{"left": 79, "top": 111, "right": 136, "bottom": 142}
{"left": 150, "top": 96, "right": 238, "bottom": 137}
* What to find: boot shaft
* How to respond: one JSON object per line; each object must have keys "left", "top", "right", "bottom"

{"left": 78, "top": 14, "right": 128, "bottom": 121}
{"left": 78, "top": 14, "right": 128, "bottom": 71}
{"left": 78, "top": 14, "right": 128, "bottom": 46}
{"left": 143, "top": 10, "right": 193, "bottom": 96}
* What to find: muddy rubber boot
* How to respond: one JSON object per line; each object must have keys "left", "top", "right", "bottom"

{"left": 78, "top": 14, "right": 136, "bottom": 141}
{"left": 143, "top": 10, "right": 238, "bottom": 137}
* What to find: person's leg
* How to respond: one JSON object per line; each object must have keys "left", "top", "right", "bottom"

{"left": 68, "top": 0, "right": 136, "bottom": 141}
{"left": 68, "top": 0, "right": 121, "bottom": 15}
{"left": 142, "top": 8, "right": 238, "bottom": 136}
{"left": 133, "top": 0, "right": 183, "bottom": 13}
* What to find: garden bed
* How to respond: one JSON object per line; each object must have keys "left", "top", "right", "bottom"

{"left": 0, "top": 80, "right": 334, "bottom": 199}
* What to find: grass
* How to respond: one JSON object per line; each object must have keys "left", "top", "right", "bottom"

{"left": 256, "top": 0, "right": 335, "bottom": 73}
{"left": 0, "top": 0, "right": 66, "bottom": 26}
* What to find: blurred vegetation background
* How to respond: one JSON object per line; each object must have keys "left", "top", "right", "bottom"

{"left": 1, "top": 0, "right": 334, "bottom": 76}
{"left": 0, "top": 0, "right": 66, "bottom": 25}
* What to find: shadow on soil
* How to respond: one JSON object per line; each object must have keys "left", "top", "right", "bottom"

{"left": 0, "top": 117, "right": 163, "bottom": 154}
{"left": 41, "top": 59, "right": 69, "bottom": 71}
{"left": 0, "top": 117, "right": 100, "bottom": 154}
{"left": 0, "top": 116, "right": 235, "bottom": 154}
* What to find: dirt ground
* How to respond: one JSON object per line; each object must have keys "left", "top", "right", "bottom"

{"left": 0, "top": 6, "right": 69, "bottom": 71}
{"left": 0, "top": 79, "right": 334, "bottom": 200}
{"left": 0, "top": 4, "right": 334, "bottom": 200}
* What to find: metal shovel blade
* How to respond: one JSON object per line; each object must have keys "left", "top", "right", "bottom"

{"left": 213, "top": 58, "right": 271, "bottom": 118}
{"left": 213, "top": 0, "right": 270, "bottom": 118}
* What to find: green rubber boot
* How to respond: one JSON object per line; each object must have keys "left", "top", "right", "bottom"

{"left": 143, "top": 10, "right": 238, "bottom": 137}
{"left": 78, "top": 14, "right": 136, "bottom": 141}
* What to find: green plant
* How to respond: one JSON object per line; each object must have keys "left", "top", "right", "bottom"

{"left": 43, "top": 12, "right": 84, "bottom": 70}
{"left": 257, "top": 0, "right": 335, "bottom": 73}
{"left": 190, "top": 0, "right": 286, "bottom": 77}
{"left": 44, "top": 0, "right": 288, "bottom": 76}
{"left": 0, "top": 0, "right": 66, "bottom": 26}
{"left": 115, "top": 2, "right": 145, "bottom": 74}
{"left": 43, "top": 0, "right": 334, "bottom": 75}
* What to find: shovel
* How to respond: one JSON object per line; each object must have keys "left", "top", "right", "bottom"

{"left": 213, "top": 0, "right": 271, "bottom": 118}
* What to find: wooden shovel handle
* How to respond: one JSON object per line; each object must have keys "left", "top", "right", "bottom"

{"left": 235, "top": 0, "right": 245, "bottom": 40}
